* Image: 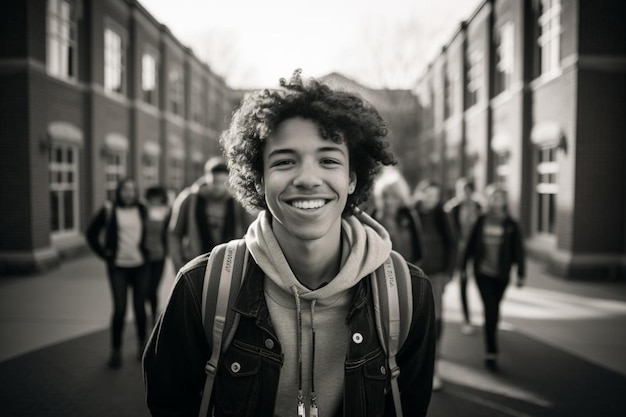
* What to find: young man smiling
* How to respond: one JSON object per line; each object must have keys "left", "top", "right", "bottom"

{"left": 143, "top": 70, "right": 436, "bottom": 417}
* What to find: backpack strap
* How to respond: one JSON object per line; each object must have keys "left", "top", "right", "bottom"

{"left": 371, "top": 251, "right": 413, "bottom": 417}
{"left": 198, "top": 239, "right": 248, "bottom": 417}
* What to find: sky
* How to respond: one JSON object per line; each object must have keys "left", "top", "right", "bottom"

{"left": 140, "top": 0, "right": 483, "bottom": 90}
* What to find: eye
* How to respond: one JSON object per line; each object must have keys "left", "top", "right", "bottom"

{"left": 270, "top": 159, "right": 295, "bottom": 168}
{"left": 320, "top": 158, "right": 341, "bottom": 166}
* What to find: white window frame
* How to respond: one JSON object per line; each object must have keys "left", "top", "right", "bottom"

{"left": 46, "top": 0, "right": 78, "bottom": 80}
{"left": 104, "top": 24, "right": 126, "bottom": 95}
{"left": 49, "top": 142, "right": 80, "bottom": 235}
{"left": 104, "top": 151, "right": 127, "bottom": 201}
{"left": 534, "top": 145, "right": 558, "bottom": 236}
{"left": 142, "top": 50, "right": 158, "bottom": 105}
{"left": 467, "top": 50, "right": 483, "bottom": 108}
{"left": 538, "top": 0, "right": 562, "bottom": 78}
{"left": 169, "top": 67, "right": 184, "bottom": 116}
{"left": 496, "top": 21, "right": 515, "bottom": 94}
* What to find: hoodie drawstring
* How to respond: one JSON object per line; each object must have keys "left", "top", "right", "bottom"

{"left": 292, "top": 286, "right": 319, "bottom": 417}
{"left": 310, "top": 299, "right": 318, "bottom": 417}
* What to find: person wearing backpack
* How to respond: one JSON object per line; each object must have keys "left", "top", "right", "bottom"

{"left": 143, "top": 70, "right": 436, "bottom": 417}
{"left": 86, "top": 178, "right": 149, "bottom": 369}
{"left": 168, "top": 156, "right": 252, "bottom": 272}
{"left": 461, "top": 184, "right": 526, "bottom": 371}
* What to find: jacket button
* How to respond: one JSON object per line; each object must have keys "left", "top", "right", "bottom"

{"left": 352, "top": 332, "right": 363, "bottom": 344}
{"left": 380, "top": 366, "right": 386, "bottom": 375}
{"left": 264, "top": 338, "right": 275, "bottom": 349}
{"left": 231, "top": 362, "right": 241, "bottom": 373}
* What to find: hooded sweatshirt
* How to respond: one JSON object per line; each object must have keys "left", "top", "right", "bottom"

{"left": 245, "top": 210, "right": 392, "bottom": 417}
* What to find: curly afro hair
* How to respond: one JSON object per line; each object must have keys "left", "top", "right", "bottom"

{"left": 219, "top": 69, "right": 397, "bottom": 214}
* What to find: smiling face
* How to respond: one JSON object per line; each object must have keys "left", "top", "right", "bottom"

{"left": 261, "top": 117, "right": 356, "bottom": 246}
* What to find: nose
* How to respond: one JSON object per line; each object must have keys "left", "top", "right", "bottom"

{"left": 292, "top": 158, "right": 322, "bottom": 189}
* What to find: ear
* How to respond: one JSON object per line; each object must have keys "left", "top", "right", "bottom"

{"left": 255, "top": 176, "right": 265, "bottom": 195}
{"left": 348, "top": 172, "right": 357, "bottom": 195}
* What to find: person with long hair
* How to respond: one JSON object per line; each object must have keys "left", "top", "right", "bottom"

{"left": 372, "top": 167, "right": 423, "bottom": 266}
{"left": 86, "top": 178, "right": 149, "bottom": 369}
{"left": 414, "top": 179, "right": 456, "bottom": 391}
{"left": 462, "top": 184, "right": 526, "bottom": 371}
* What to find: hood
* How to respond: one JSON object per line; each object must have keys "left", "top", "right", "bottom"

{"left": 244, "top": 209, "right": 392, "bottom": 306}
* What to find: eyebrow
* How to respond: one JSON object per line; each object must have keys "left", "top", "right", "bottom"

{"left": 267, "top": 146, "right": 347, "bottom": 158}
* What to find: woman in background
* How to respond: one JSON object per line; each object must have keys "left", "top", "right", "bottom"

{"left": 462, "top": 184, "right": 526, "bottom": 371}
{"left": 86, "top": 178, "right": 148, "bottom": 369}
{"left": 372, "top": 167, "right": 423, "bottom": 266}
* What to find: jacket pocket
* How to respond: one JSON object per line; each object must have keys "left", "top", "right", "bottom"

{"left": 214, "top": 343, "right": 262, "bottom": 416}
{"left": 363, "top": 350, "right": 389, "bottom": 417}
{"left": 346, "top": 348, "right": 389, "bottom": 417}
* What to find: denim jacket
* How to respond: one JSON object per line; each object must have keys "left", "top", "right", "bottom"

{"left": 143, "top": 255, "right": 436, "bottom": 417}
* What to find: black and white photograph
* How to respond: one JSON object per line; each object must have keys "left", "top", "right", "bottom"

{"left": 1, "top": 0, "right": 625, "bottom": 416}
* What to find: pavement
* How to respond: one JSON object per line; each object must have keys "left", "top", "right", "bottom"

{"left": 1, "top": 254, "right": 626, "bottom": 416}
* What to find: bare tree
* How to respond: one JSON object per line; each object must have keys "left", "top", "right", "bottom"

{"left": 190, "top": 28, "right": 252, "bottom": 86}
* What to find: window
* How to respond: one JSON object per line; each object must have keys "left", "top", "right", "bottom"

{"left": 169, "top": 68, "right": 184, "bottom": 116}
{"left": 142, "top": 153, "right": 159, "bottom": 188}
{"left": 169, "top": 157, "right": 185, "bottom": 191}
{"left": 142, "top": 52, "right": 158, "bottom": 105}
{"left": 191, "top": 76, "right": 204, "bottom": 124}
{"left": 494, "top": 151, "right": 511, "bottom": 186}
{"left": 538, "top": 0, "right": 561, "bottom": 77}
{"left": 444, "top": 73, "right": 452, "bottom": 119}
{"left": 49, "top": 143, "right": 79, "bottom": 234}
{"left": 535, "top": 146, "right": 558, "bottom": 235}
{"left": 104, "top": 151, "right": 127, "bottom": 201}
{"left": 47, "top": 0, "right": 77, "bottom": 79}
{"left": 495, "top": 21, "right": 515, "bottom": 95}
{"left": 466, "top": 50, "right": 483, "bottom": 108}
{"left": 104, "top": 26, "right": 125, "bottom": 94}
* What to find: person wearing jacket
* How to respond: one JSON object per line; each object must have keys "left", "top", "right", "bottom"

{"left": 143, "top": 70, "right": 436, "bottom": 416}
{"left": 413, "top": 179, "right": 456, "bottom": 391}
{"left": 143, "top": 185, "right": 171, "bottom": 325}
{"left": 444, "top": 178, "right": 483, "bottom": 335}
{"left": 168, "top": 156, "right": 252, "bottom": 272}
{"left": 462, "top": 184, "right": 526, "bottom": 371}
{"left": 86, "top": 178, "right": 148, "bottom": 369}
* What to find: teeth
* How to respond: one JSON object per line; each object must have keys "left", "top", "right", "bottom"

{"left": 291, "top": 199, "right": 326, "bottom": 210}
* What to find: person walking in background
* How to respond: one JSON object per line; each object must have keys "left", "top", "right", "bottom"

{"left": 86, "top": 178, "right": 148, "bottom": 369}
{"left": 168, "top": 156, "right": 252, "bottom": 272}
{"left": 445, "top": 177, "right": 483, "bottom": 335}
{"left": 372, "top": 167, "right": 423, "bottom": 266}
{"left": 414, "top": 179, "right": 456, "bottom": 391}
{"left": 462, "top": 184, "right": 526, "bottom": 371}
{"left": 143, "top": 185, "right": 171, "bottom": 326}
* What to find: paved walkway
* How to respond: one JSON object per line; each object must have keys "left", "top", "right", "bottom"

{"left": 1, "top": 254, "right": 625, "bottom": 416}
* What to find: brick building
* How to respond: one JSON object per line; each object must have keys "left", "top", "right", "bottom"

{"left": 0, "top": 0, "right": 235, "bottom": 273}
{"left": 414, "top": 0, "right": 626, "bottom": 279}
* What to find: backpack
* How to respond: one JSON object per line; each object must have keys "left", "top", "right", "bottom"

{"left": 198, "top": 239, "right": 413, "bottom": 417}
